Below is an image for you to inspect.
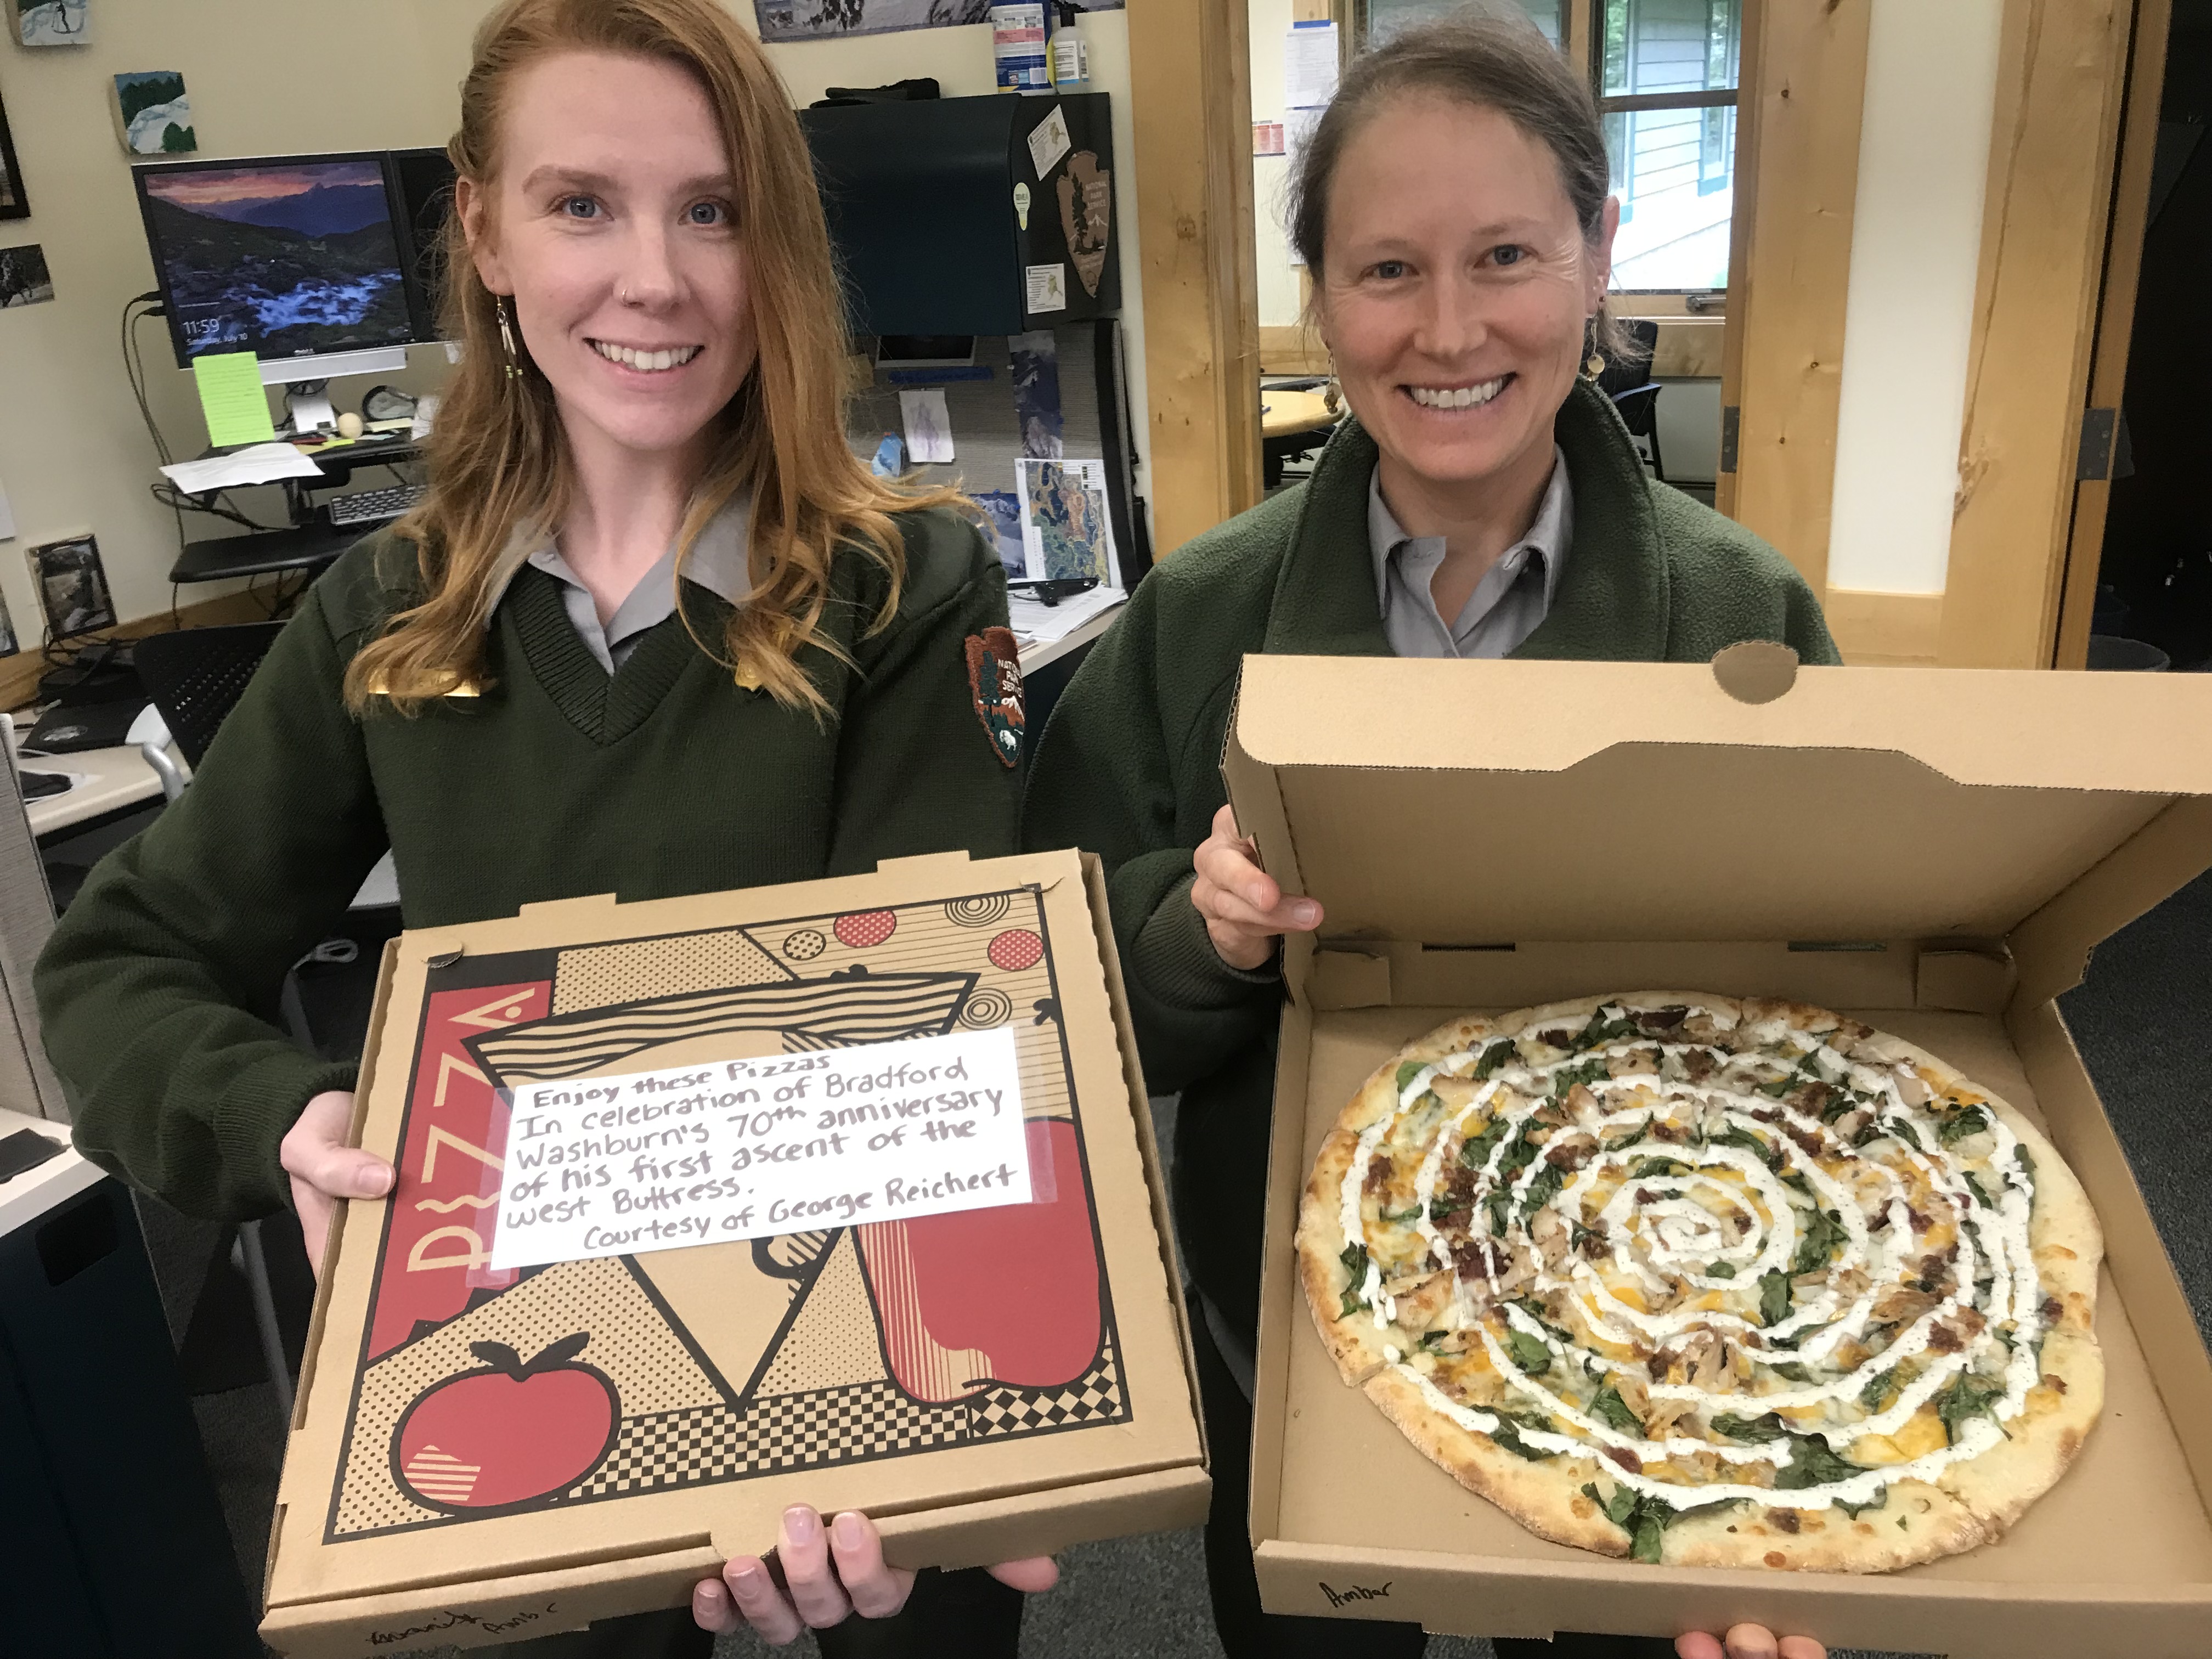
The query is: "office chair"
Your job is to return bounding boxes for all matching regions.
[1596,318,1664,483]
[131,623,303,1423]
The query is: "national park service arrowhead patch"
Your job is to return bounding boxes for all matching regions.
[964,627,1026,769]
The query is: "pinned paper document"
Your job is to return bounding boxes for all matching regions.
[159,442,322,493]
[899,387,955,465]
[191,352,277,447]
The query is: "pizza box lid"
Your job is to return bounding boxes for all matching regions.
[259,849,1206,1658]
[1222,646,2212,1011]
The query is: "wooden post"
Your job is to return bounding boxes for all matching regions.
[2051,0,2170,670]
[1942,0,2136,668]
[1719,0,1872,590]
[1127,0,1263,556]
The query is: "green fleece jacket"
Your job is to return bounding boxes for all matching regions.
[1022,379,1839,1345]
[37,506,1020,1222]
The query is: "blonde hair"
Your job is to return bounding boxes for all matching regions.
[346,0,958,713]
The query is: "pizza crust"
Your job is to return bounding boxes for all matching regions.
[1294,991,2106,1576]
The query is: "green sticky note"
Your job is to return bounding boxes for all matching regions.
[191,352,277,447]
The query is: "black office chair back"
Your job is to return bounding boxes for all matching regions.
[132,623,287,769]
[1595,318,1660,398]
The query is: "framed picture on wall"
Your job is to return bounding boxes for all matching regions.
[0,86,28,222]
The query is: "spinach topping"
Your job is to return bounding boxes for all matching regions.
[1766,1322,1829,1352]
[1552,1056,1611,1094]
[1936,1103,1991,1147]
[1338,1242,1370,1317]
[1587,1383,1644,1436]
[1887,1118,1926,1154]
[2013,1144,2039,1204]
[1573,1008,1641,1051]
[1519,1162,1567,1221]
[1790,1207,1849,1276]
[1601,1118,1650,1153]
[1768,1361,1815,1383]
[1631,1155,1691,1181]
[1487,1408,1558,1462]
[1505,1329,1554,1375]
[1459,1114,1511,1171]
[1962,1170,1995,1210]
[1394,1059,1426,1093]
[1709,1410,1791,1443]
[1860,1368,1898,1412]
[1781,1170,1815,1198]
[1420,1329,1449,1350]
[1774,1432,1863,1491]
[1427,1195,1466,1223]
[1934,1372,2006,1446]
[1706,1261,1737,1280]
[1381,1205,1424,1224]
[1836,1489,1888,1519]
[1578,1482,1725,1565]
[1510,1296,1575,1345]
[1759,1268,1794,1328]
[1709,1122,1784,1171]
[1757,1073,1799,1098]
[1474,1039,1518,1079]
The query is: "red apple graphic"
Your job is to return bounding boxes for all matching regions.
[392,1333,619,1512]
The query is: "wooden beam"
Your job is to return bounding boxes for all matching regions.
[1822,588,1945,667]
[1,585,279,714]
[1128,0,1263,556]
[1719,0,1871,590]
[1941,0,2135,668]
[2051,0,2171,670]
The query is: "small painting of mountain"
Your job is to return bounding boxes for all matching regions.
[114,71,195,156]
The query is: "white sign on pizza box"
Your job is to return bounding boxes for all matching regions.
[1227,647,2212,1659]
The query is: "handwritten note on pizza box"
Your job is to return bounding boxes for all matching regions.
[489,1029,1034,1267]
[262,854,1206,1659]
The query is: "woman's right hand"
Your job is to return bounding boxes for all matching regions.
[1191,803,1324,970]
[279,1089,394,1279]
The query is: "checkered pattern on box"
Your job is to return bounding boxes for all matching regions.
[969,1341,1127,1436]
[568,1381,969,1498]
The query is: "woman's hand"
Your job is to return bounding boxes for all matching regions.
[1190,803,1324,971]
[1677,1626,1824,1659]
[279,1089,394,1278]
[692,1507,1057,1644]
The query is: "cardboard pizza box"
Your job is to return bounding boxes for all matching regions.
[259,849,1207,1657]
[1228,646,2212,1658]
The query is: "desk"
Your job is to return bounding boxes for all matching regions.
[1261,387,1336,438]
[170,435,420,586]
[21,743,167,842]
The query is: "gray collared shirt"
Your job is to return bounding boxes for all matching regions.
[482,498,752,673]
[1367,448,1573,659]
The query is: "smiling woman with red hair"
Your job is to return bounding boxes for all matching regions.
[37,0,1051,1653]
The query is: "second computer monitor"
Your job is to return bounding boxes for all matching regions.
[134,151,424,370]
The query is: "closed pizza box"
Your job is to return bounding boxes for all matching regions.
[259,849,1206,1657]
[1227,646,2212,1658]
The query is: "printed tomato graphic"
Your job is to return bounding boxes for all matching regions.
[987,928,1042,972]
[392,1333,619,1512]
[835,909,898,949]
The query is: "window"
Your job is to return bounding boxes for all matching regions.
[1354,0,1743,293]
[1594,0,1740,289]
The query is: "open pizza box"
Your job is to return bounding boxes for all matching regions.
[1228,646,2212,1658]
[258,848,1206,1657]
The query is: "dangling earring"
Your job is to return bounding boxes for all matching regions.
[1586,351,1605,379]
[496,295,522,379]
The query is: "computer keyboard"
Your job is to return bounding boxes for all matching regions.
[328,482,427,528]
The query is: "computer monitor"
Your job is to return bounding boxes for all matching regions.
[389,146,459,334]
[133,150,427,430]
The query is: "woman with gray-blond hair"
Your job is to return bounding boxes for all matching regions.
[1026,12,1834,1659]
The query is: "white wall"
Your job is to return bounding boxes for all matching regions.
[0,2,1148,631]
[1823,0,2003,594]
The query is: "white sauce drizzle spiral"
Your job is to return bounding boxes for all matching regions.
[1334,1003,2049,1513]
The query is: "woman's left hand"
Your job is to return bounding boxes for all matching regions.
[692,1506,1058,1644]
[1676,1627,1824,1659]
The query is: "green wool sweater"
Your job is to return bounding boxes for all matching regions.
[37,505,1020,1222]
[1022,379,1839,1345]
